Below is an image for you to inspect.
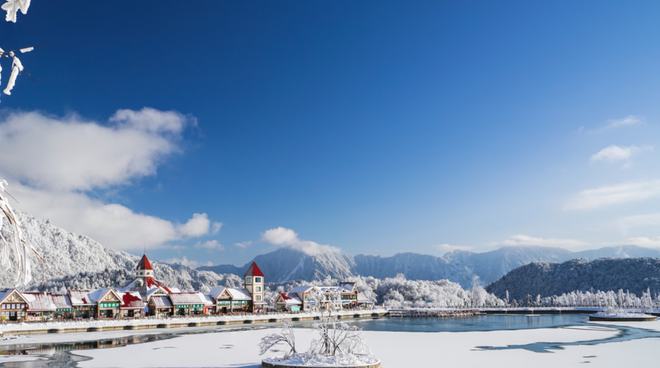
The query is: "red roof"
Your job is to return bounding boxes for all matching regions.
[136,254,153,270]
[121,292,142,308]
[244,261,264,277]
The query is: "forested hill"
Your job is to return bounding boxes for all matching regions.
[486,258,660,301]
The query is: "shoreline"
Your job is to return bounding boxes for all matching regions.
[1,307,658,337]
[0,309,387,337]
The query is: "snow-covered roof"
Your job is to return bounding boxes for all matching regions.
[289,286,315,295]
[339,282,356,292]
[145,285,168,299]
[226,288,252,301]
[50,294,72,309]
[0,288,24,304]
[208,287,252,301]
[169,292,208,305]
[22,292,56,312]
[68,291,93,306]
[87,288,120,304]
[207,286,224,300]
[151,296,172,308]
[119,291,144,309]
[278,292,302,305]
[119,279,140,292]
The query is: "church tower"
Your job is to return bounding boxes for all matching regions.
[244,261,265,312]
[136,254,155,286]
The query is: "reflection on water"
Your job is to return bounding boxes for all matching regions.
[0,332,184,367]
[354,313,589,332]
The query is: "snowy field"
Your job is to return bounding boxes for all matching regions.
[0,319,657,367]
[67,321,658,367]
[65,326,658,368]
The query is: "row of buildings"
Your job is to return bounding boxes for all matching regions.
[0,255,373,322]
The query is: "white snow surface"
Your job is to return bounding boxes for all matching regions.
[67,324,641,368]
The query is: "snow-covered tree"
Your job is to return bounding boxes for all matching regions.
[259,323,297,358]
[0,1,36,287]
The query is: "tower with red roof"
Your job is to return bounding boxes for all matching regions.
[244,261,265,312]
[136,254,155,284]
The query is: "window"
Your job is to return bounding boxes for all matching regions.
[256,295,262,301]
[256,286,261,292]
[245,276,251,284]
[255,277,262,283]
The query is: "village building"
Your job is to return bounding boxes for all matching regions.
[339,281,359,309]
[275,292,303,312]
[68,290,95,319]
[0,253,377,324]
[276,282,375,312]
[169,292,211,316]
[123,254,173,298]
[0,288,28,321]
[118,291,145,318]
[243,261,266,313]
[207,286,252,314]
[88,288,122,319]
[50,293,73,319]
[22,291,56,321]
[148,295,173,318]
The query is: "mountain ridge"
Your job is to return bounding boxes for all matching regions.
[486,257,660,300]
[200,245,660,287]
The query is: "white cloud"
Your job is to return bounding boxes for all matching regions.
[0,110,190,191]
[261,226,339,255]
[0,109,220,251]
[591,145,632,162]
[433,243,472,254]
[590,145,652,164]
[162,256,211,268]
[500,234,588,249]
[110,107,189,134]
[177,213,222,238]
[565,180,660,211]
[194,239,224,251]
[606,115,642,129]
[234,241,253,249]
[624,236,660,249]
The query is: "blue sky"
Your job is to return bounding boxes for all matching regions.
[1,0,660,266]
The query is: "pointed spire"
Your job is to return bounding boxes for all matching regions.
[244,261,264,277]
[136,254,153,270]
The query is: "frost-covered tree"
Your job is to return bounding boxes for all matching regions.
[0,1,36,287]
[1,0,33,95]
[259,323,297,358]
[0,180,40,285]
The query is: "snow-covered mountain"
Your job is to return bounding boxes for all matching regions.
[486,258,660,300]
[0,213,236,291]
[203,245,660,287]
[0,214,136,287]
[201,247,354,283]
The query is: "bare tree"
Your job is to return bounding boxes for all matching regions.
[259,323,297,358]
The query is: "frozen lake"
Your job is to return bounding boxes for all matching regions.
[0,314,658,367]
[357,313,589,332]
